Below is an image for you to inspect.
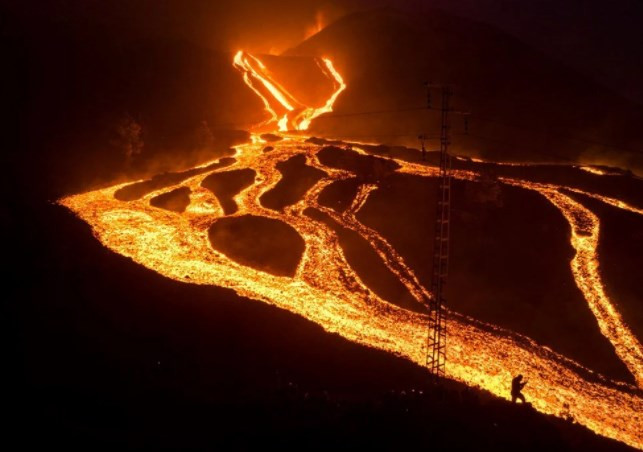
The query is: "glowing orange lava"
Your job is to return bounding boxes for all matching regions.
[58,53,643,449]
[233,51,345,132]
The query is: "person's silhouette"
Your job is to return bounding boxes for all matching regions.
[511,374,527,403]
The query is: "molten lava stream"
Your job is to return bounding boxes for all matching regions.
[233,51,346,132]
[540,186,643,385]
[304,154,431,305]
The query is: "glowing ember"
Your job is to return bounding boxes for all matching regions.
[58,53,643,449]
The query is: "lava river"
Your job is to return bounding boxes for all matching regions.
[60,52,642,448]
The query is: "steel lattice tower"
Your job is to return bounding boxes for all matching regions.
[426,85,452,379]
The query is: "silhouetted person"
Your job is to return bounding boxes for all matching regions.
[511,374,527,403]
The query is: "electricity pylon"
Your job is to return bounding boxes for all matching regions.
[425,84,452,380]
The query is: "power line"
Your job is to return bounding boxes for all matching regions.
[325,133,440,140]
[315,106,428,118]
[315,104,643,156]
[467,114,643,156]
[453,132,566,159]
[452,132,618,165]
[207,102,642,157]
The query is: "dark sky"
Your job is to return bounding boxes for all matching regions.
[3,0,642,105]
[4,0,641,103]
[394,0,643,104]
[1,0,355,53]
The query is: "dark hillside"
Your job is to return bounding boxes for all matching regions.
[287,9,643,173]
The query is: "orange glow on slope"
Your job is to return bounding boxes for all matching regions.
[577,166,625,176]
[57,54,643,449]
[579,166,609,176]
[566,188,643,216]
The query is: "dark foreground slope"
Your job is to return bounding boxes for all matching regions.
[6,200,634,451]
[287,9,643,174]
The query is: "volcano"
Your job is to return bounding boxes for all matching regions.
[286,8,643,174]
[57,43,643,445]
[9,3,643,451]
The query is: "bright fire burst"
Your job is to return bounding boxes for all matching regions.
[60,53,643,449]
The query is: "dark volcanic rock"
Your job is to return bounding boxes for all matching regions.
[307,137,436,166]
[453,161,643,210]
[201,169,256,215]
[305,136,343,146]
[260,133,283,142]
[115,157,236,201]
[317,177,362,213]
[316,147,399,182]
[208,215,304,277]
[260,154,326,211]
[356,172,633,382]
[289,9,643,173]
[304,207,417,311]
[149,187,191,213]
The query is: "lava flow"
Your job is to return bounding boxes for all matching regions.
[233,51,345,131]
[60,53,643,449]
